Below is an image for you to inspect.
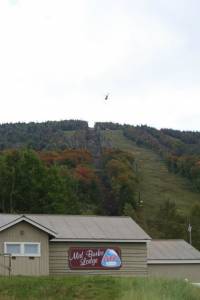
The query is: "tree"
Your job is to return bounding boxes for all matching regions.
[0,149,81,214]
[190,204,200,250]
[101,150,138,215]
[154,200,186,239]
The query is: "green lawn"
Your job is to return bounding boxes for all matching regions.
[0,276,199,300]
[101,130,200,219]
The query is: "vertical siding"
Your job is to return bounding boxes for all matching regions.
[0,255,10,276]
[0,221,49,276]
[49,242,147,276]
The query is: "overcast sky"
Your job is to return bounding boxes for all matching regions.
[0,0,200,130]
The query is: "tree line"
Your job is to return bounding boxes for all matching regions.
[0,148,138,217]
[0,120,88,150]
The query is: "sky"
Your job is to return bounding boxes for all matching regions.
[0,0,200,130]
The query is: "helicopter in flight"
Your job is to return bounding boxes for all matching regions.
[105,93,110,101]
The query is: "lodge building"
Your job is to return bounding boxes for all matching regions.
[0,214,200,281]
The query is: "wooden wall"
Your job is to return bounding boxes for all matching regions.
[0,222,49,276]
[148,263,200,281]
[49,242,147,276]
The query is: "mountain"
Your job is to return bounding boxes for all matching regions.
[0,120,200,248]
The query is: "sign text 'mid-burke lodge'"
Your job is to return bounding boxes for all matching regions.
[68,247,122,269]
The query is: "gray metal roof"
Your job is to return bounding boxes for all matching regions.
[0,214,151,242]
[148,240,200,261]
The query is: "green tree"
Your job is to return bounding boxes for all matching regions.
[155,200,186,239]
[0,149,81,214]
[190,204,200,250]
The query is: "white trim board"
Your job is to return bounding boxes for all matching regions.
[148,260,200,264]
[0,216,57,237]
[50,239,150,242]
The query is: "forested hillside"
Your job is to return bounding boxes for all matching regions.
[0,120,88,150]
[0,120,200,249]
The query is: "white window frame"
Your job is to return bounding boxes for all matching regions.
[4,242,41,257]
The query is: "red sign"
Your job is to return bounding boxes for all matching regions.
[68,247,122,269]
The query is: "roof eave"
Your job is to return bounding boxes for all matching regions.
[148,259,200,264]
[50,238,151,242]
[0,216,57,237]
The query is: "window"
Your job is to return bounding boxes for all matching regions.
[24,243,40,255]
[6,243,21,255]
[4,242,40,257]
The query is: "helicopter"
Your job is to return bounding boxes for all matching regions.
[105,93,109,101]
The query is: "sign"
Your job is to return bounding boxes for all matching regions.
[68,247,122,269]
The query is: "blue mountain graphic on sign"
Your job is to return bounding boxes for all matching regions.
[101,249,121,268]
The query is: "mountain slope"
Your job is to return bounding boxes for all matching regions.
[101,130,200,218]
[0,120,200,219]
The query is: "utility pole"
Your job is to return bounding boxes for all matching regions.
[188,219,192,245]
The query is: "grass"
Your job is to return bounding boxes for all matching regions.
[101,130,200,219]
[63,130,76,138]
[0,276,199,300]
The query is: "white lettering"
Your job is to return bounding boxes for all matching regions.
[86,249,104,258]
[69,251,83,261]
[80,257,98,266]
